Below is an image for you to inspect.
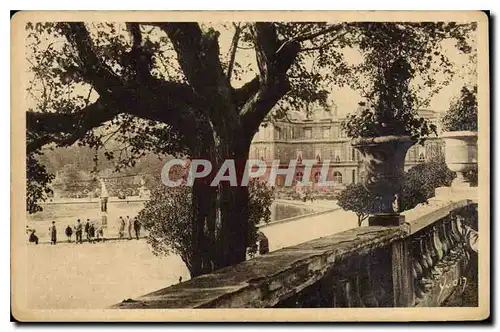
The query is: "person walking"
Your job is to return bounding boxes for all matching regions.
[126,216,132,240]
[85,219,90,242]
[118,216,125,238]
[133,218,141,240]
[65,225,73,243]
[75,219,83,244]
[49,221,57,245]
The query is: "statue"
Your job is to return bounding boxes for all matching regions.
[138,177,149,199]
[99,178,109,213]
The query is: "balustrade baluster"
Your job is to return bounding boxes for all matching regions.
[417,235,431,279]
[410,238,424,303]
[423,232,441,279]
[359,255,379,307]
[438,221,449,256]
[441,219,460,267]
[335,278,359,308]
[450,215,464,246]
[413,236,433,300]
[444,218,457,250]
[347,278,365,308]
[432,225,444,262]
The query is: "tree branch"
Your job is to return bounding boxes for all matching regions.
[153,23,240,138]
[60,22,123,95]
[297,30,350,53]
[239,23,301,135]
[27,98,117,153]
[226,23,242,82]
[292,24,345,43]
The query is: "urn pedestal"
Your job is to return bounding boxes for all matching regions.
[433,131,478,201]
[441,131,478,187]
[352,136,415,227]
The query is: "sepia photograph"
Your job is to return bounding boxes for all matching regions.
[10,10,489,322]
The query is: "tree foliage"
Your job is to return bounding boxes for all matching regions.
[399,157,456,211]
[26,152,54,213]
[340,22,476,143]
[138,180,274,277]
[338,157,456,222]
[336,183,382,226]
[441,85,478,132]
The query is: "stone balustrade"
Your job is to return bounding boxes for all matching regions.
[112,195,477,309]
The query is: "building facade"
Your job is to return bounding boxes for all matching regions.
[249,108,444,191]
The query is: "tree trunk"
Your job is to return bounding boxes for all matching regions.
[187,128,253,276]
[212,135,252,270]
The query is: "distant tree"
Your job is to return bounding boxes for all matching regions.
[138,179,274,277]
[26,153,54,213]
[336,183,382,226]
[399,157,456,211]
[338,157,456,224]
[464,169,478,187]
[52,163,91,193]
[442,85,478,132]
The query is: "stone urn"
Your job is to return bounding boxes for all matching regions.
[441,131,478,187]
[352,136,415,225]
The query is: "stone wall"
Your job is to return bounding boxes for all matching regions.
[113,199,476,309]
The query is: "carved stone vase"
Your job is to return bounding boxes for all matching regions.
[440,131,478,187]
[352,135,415,226]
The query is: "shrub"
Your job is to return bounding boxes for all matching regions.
[441,85,478,132]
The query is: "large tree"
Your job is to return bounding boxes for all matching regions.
[26,21,475,276]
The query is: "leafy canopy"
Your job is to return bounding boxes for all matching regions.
[441,85,478,132]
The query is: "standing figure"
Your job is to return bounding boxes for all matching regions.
[118,216,125,238]
[65,225,73,243]
[99,178,109,213]
[89,223,95,244]
[126,216,132,240]
[75,219,83,244]
[257,230,269,255]
[95,221,101,242]
[133,218,141,240]
[49,221,57,245]
[85,219,91,242]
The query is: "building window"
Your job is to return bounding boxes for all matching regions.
[419,152,425,161]
[295,172,303,182]
[332,126,339,138]
[304,127,312,139]
[333,171,342,184]
[314,172,321,183]
[352,149,356,161]
[335,155,341,163]
[322,126,331,138]
[352,170,356,183]
[275,127,281,140]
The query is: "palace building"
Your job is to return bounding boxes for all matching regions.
[249,107,445,191]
